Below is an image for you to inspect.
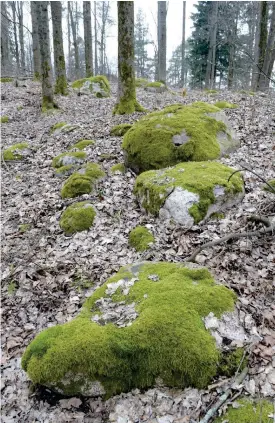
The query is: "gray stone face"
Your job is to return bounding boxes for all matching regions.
[58,155,84,167]
[172,130,190,146]
[159,187,199,226]
[208,111,240,155]
[144,86,167,93]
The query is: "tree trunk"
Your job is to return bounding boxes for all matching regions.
[157,1,167,83]
[17,2,25,72]
[113,1,144,114]
[181,1,186,86]
[227,6,239,89]
[69,2,80,79]
[254,1,268,91]
[205,1,218,89]
[30,1,41,79]
[258,2,275,90]
[11,2,20,72]
[35,1,56,111]
[67,2,72,80]
[51,1,67,94]
[1,2,10,75]
[83,1,93,77]
[94,1,98,75]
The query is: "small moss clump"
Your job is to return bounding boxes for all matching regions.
[146,81,166,88]
[263,179,275,194]
[217,348,247,377]
[55,165,77,176]
[215,101,238,109]
[214,398,273,423]
[1,116,9,123]
[70,140,95,150]
[19,223,31,233]
[52,152,86,169]
[129,226,155,251]
[71,75,110,97]
[135,78,148,87]
[111,163,126,174]
[60,202,96,235]
[22,262,236,397]
[3,143,29,160]
[110,123,132,136]
[1,77,13,83]
[61,163,105,199]
[50,122,66,134]
[204,89,218,94]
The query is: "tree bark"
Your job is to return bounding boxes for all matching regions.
[227,5,239,89]
[157,1,167,83]
[1,2,10,75]
[11,2,20,72]
[205,1,218,89]
[68,2,80,79]
[17,2,25,72]
[30,1,41,79]
[51,1,67,94]
[181,1,186,86]
[113,1,144,115]
[258,2,275,90]
[83,1,93,77]
[255,1,268,91]
[94,1,98,75]
[35,1,56,111]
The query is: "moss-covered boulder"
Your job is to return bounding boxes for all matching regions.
[3,143,30,160]
[134,161,244,226]
[110,123,132,136]
[215,101,238,109]
[144,81,167,93]
[61,163,105,199]
[214,398,273,423]
[71,75,110,98]
[122,102,239,173]
[70,140,95,150]
[135,77,148,88]
[52,152,86,168]
[22,261,237,397]
[129,226,155,251]
[60,202,96,235]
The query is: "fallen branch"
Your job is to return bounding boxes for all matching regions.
[228,163,275,194]
[185,225,274,263]
[248,215,271,227]
[198,367,248,423]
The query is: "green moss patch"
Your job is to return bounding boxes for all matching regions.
[19,223,31,233]
[135,78,148,87]
[55,165,78,177]
[122,102,236,173]
[52,152,86,169]
[134,161,244,222]
[3,143,29,160]
[110,123,132,136]
[263,179,275,194]
[1,116,9,123]
[214,398,273,423]
[1,77,13,82]
[70,140,95,150]
[129,226,155,251]
[204,89,218,94]
[61,163,105,199]
[71,75,110,97]
[215,101,238,109]
[60,201,96,235]
[50,122,66,133]
[110,163,126,174]
[22,261,236,397]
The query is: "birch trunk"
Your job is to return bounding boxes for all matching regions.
[258,2,275,90]
[205,1,218,89]
[30,1,41,79]
[18,2,25,72]
[83,1,93,77]
[51,1,67,94]
[113,1,144,114]
[157,1,167,83]
[181,2,186,86]
[35,1,56,111]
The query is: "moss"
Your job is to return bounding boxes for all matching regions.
[55,165,77,176]
[122,102,232,173]
[145,81,166,88]
[204,89,218,94]
[210,212,225,220]
[1,116,9,123]
[70,140,95,150]
[8,281,17,295]
[3,143,29,160]
[129,226,155,251]
[214,398,273,423]
[50,122,66,134]
[239,90,255,96]
[215,101,238,109]
[19,223,31,233]
[42,96,58,113]
[99,153,117,161]
[71,75,110,97]
[17,106,23,111]
[110,124,132,136]
[1,77,13,82]
[217,348,247,377]
[263,179,275,193]
[61,163,105,199]
[22,262,236,398]
[134,161,243,221]
[111,163,126,174]
[54,75,68,96]
[135,78,148,87]
[60,201,96,235]
[52,152,86,169]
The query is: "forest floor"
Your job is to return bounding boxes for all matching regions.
[1,81,275,423]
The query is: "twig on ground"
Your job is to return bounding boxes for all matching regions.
[228,163,275,194]
[198,367,248,423]
[248,215,271,227]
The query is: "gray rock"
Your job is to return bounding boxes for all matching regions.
[159,188,200,227]
[207,111,240,155]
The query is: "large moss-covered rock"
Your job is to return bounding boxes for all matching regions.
[144,81,167,93]
[3,143,30,160]
[214,398,273,423]
[122,102,239,173]
[22,262,237,397]
[61,163,105,199]
[134,161,244,226]
[71,75,110,98]
[110,123,132,136]
[129,226,155,251]
[60,202,96,235]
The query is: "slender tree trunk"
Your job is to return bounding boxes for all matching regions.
[113,1,144,114]
[157,1,167,83]
[254,1,268,90]
[227,7,239,89]
[1,2,10,75]
[67,2,72,80]
[251,2,261,89]
[205,1,218,89]
[181,1,186,86]
[17,2,25,72]
[69,2,80,79]
[83,1,93,77]
[94,1,98,75]
[11,2,20,72]
[35,1,56,111]
[258,2,275,90]
[51,1,67,94]
[30,1,41,79]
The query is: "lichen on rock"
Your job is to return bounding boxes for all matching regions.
[22,261,237,398]
[129,226,155,251]
[110,123,132,136]
[134,161,244,225]
[71,75,110,98]
[52,152,86,168]
[60,201,96,235]
[61,163,105,199]
[122,102,239,173]
[3,143,30,160]
[213,398,273,423]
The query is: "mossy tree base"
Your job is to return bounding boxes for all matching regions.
[42,96,59,113]
[113,100,146,115]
